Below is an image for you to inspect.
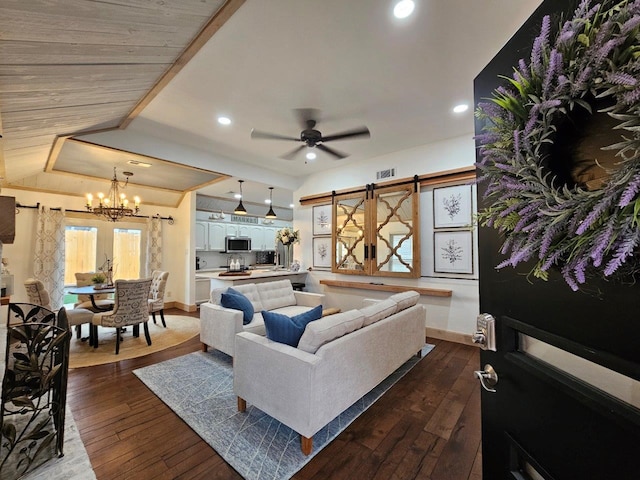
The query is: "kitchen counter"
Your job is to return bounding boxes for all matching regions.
[197,269,307,289]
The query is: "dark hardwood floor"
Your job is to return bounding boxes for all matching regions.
[67,308,482,480]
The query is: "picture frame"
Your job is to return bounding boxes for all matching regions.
[312,204,333,236]
[434,230,473,274]
[313,237,332,268]
[433,184,473,228]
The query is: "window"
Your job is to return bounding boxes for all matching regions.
[64,217,147,286]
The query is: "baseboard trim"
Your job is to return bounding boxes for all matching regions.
[426,327,477,346]
[166,301,197,313]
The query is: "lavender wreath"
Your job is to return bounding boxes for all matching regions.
[476,0,640,290]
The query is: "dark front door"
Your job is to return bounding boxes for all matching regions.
[475,1,640,478]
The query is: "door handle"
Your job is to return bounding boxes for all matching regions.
[474,364,498,393]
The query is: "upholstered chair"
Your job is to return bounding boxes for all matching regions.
[74,272,115,312]
[148,270,169,328]
[91,278,153,354]
[24,278,94,338]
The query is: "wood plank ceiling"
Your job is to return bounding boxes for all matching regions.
[0,0,244,204]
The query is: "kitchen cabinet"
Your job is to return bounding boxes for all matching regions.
[226,224,251,238]
[195,277,210,304]
[195,221,208,250]
[208,223,226,250]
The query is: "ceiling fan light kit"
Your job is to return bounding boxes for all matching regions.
[234,179,247,215]
[250,109,370,161]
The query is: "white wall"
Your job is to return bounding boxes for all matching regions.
[293,134,480,339]
[1,187,194,308]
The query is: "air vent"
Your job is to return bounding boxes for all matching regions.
[376,168,396,180]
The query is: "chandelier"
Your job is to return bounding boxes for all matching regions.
[86,167,140,222]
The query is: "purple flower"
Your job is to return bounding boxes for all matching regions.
[575,197,613,235]
[604,230,640,276]
[618,173,640,207]
[607,72,638,87]
[571,66,593,95]
[542,50,563,96]
[621,15,640,34]
[621,87,640,105]
[531,16,551,75]
[590,219,616,267]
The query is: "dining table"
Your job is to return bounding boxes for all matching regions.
[68,285,116,311]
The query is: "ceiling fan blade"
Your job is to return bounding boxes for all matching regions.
[293,108,321,129]
[281,145,306,160]
[321,126,370,143]
[317,143,348,159]
[251,129,299,142]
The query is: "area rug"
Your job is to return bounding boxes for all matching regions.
[133,344,434,480]
[69,315,199,368]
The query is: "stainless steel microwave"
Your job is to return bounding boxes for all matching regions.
[225,236,251,252]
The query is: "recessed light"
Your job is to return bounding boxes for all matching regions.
[234,193,242,199]
[265,199,272,204]
[453,104,469,113]
[289,203,295,209]
[306,152,317,160]
[217,116,232,125]
[393,0,415,19]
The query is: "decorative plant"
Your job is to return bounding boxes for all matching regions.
[276,227,300,246]
[475,0,640,290]
[91,273,106,285]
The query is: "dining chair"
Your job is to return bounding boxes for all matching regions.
[148,270,169,328]
[24,278,93,338]
[74,272,115,312]
[91,278,153,354]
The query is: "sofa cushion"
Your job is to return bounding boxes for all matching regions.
[257,280,297,311]
[263,304,323,347]
[359,298,397,326]
[243,312,266,335]
[389,291,420,312]
[229,285,264,312]
[221,291,254,325]
[297,310,365,354]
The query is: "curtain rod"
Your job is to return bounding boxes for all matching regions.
[16,203,175,224]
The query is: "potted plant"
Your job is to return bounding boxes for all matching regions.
[91,273,106,286]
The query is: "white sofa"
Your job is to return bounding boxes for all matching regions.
[233,291,425,455]
[199,279,325,357]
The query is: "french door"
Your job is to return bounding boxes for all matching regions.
[64,216,147,285]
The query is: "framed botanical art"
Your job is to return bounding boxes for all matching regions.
[312,204,333,236]
[433,184,473,228]
[434,230,473,274]
[313,237,332,268]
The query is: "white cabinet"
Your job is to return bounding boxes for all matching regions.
[195,222,208,250]
[195,278,210,304]
[248,225,264,250]
[261,226,279,251]
[208,223,226,250]
[196,221,226,250]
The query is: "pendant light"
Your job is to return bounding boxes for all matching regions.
[265,187,277,219]
[234,180,247,215]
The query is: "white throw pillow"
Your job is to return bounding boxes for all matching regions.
[359,299,397,326]
[297,310,365,354]
[389,291,420,312]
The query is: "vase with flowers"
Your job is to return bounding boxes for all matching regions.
[276,227,300,270]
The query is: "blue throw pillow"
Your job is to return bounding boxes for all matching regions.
[221,291,254,325]
[263,304,323,347]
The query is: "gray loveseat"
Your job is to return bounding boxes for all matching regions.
[233,291,425,455]
[199,279,325,357]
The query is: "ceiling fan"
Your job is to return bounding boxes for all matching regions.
[250,108,370,160]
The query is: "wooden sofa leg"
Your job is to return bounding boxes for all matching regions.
[202,343,208,352]
[238,397,246,412]
[301,436,313,456]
